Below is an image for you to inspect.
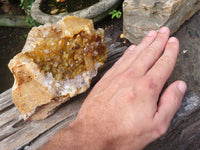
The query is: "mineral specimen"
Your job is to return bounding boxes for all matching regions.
[123,0,200,44]
[8,16,107,120]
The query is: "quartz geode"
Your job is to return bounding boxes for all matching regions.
[8,16,107,120]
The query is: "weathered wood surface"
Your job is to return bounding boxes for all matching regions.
[145,10,200,150]
[0,39,127,150]
[1,9,200,150]
[0,15,29,27]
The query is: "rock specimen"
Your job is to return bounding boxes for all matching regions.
[123,0,200,44]
[8,16,107,121]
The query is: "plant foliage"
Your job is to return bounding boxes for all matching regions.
[19,0,40,27]
[109,9,122,19]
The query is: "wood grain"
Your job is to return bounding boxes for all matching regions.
[0,39,127,150]
[1,10,200,150]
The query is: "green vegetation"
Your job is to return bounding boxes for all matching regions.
[109,9,122,19]
[19,0,40,27]
[19,34,28,41]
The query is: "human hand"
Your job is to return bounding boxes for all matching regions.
[43,27,187,150]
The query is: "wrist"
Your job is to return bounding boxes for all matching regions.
[42,117,108,150]
[71,118,147,150]
[68,118,108,150]
[70,117,132,150]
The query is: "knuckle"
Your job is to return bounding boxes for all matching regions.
[160,55,174,65]
[118,66,139,85]
[143,77,158,90]
[155,34,168,45]
[142,35,153,42]
[122,67,136,79]
[142,31,156,42]
[124,50,137,60]
[147,35,166,53]
[126,89,137,102]
[117,73,129,85]
[141,77,158,97]
[157,34,166,42]
[134,77,156,99]
[147,46,159,55]
[154,122,168,137]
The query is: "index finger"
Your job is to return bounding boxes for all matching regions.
[146,37,179,92]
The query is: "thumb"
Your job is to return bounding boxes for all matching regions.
[154,81,187,133]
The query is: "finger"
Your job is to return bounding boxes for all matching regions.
[105,30,157,78]
[116,30,157,69]
[132,27,170,76]
[146,37,179,92]
[101,45,136,81]
[153,81,187,135]
[133,30,158,54]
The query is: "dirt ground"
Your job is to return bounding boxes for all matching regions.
[0,27,31,93]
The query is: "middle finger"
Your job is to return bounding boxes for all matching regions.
[131,27,170,76]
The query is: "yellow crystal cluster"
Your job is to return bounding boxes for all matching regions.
[25,20,107,81]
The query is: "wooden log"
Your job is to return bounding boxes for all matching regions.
[0,38,127,150]
[145,93,200,150]
[0,15,29,27]
[145,9,200,150]
[1,10,200,149]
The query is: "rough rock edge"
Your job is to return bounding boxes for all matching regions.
[123,0,200,44]
[31,0,121,24]
[8,16,106,121]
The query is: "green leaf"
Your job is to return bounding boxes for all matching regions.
[109,9,117,15]
[113,10,117,13]
[109,11,114,15]
[116,11,122,18]
[111,14,116,19]
[109,9,122,19]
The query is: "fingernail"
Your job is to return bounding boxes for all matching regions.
[147,30,156,36]
[128,45,136,51]
[178,81,187,94]
[168,37,177,43]
[159,26,168,33]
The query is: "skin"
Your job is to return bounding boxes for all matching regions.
[42,27,187,150]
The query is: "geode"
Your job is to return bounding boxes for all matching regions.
[8,16,107,120]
